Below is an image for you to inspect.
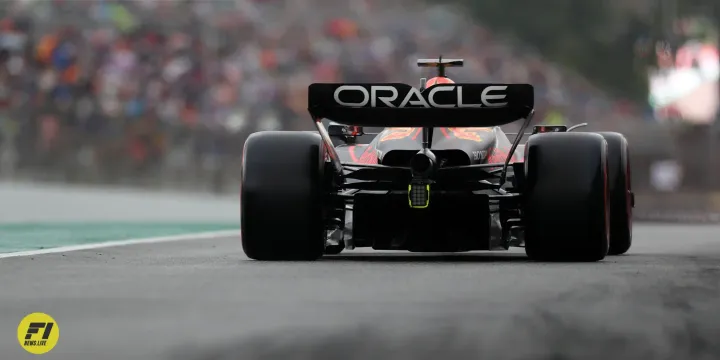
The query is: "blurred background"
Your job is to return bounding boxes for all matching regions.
[0,0,718,220]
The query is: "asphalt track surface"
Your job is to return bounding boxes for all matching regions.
[1,224,720,360]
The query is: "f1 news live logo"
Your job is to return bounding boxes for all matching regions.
[17,312,59,355]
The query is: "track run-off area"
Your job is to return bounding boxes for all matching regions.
[1,224,720,360]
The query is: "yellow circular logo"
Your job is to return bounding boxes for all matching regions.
[17,313,59,355]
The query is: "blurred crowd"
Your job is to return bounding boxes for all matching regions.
[0,0,649,192]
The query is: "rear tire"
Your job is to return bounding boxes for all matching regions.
[524,133,610,262]
[597,132,632,255]
[241,131,327,260]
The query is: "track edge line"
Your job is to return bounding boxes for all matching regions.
[0,230,240,259]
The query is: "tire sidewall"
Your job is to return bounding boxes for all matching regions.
[524,133,610,261]
[597,132,632,255]
[241,131,327,260]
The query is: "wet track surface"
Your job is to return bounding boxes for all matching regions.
[1,224,720,360]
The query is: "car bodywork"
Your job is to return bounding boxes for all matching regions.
[329,125,527,251]
[308,58,576,253]
[335,126,523,167]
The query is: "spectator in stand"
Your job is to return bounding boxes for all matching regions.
[0,0,640,191]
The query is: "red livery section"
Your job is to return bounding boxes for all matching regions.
[487,147,519,164]
[346,145,379,164]
[357,147,379,164]
[335,125,519,166]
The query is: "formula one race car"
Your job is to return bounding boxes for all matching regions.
[241,57,634,262]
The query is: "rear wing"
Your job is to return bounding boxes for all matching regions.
[307,83,534,127]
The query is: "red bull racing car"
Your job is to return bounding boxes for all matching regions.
[241,58,634,262]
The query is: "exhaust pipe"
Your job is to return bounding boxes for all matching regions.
[410,149,437,177]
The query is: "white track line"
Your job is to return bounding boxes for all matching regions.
[0,230,240,259]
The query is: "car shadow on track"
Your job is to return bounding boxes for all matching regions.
[321,252,531,263]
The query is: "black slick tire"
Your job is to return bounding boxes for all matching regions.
[524,132,610,262]
[597,132,632,255]
[241,131,327,260]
